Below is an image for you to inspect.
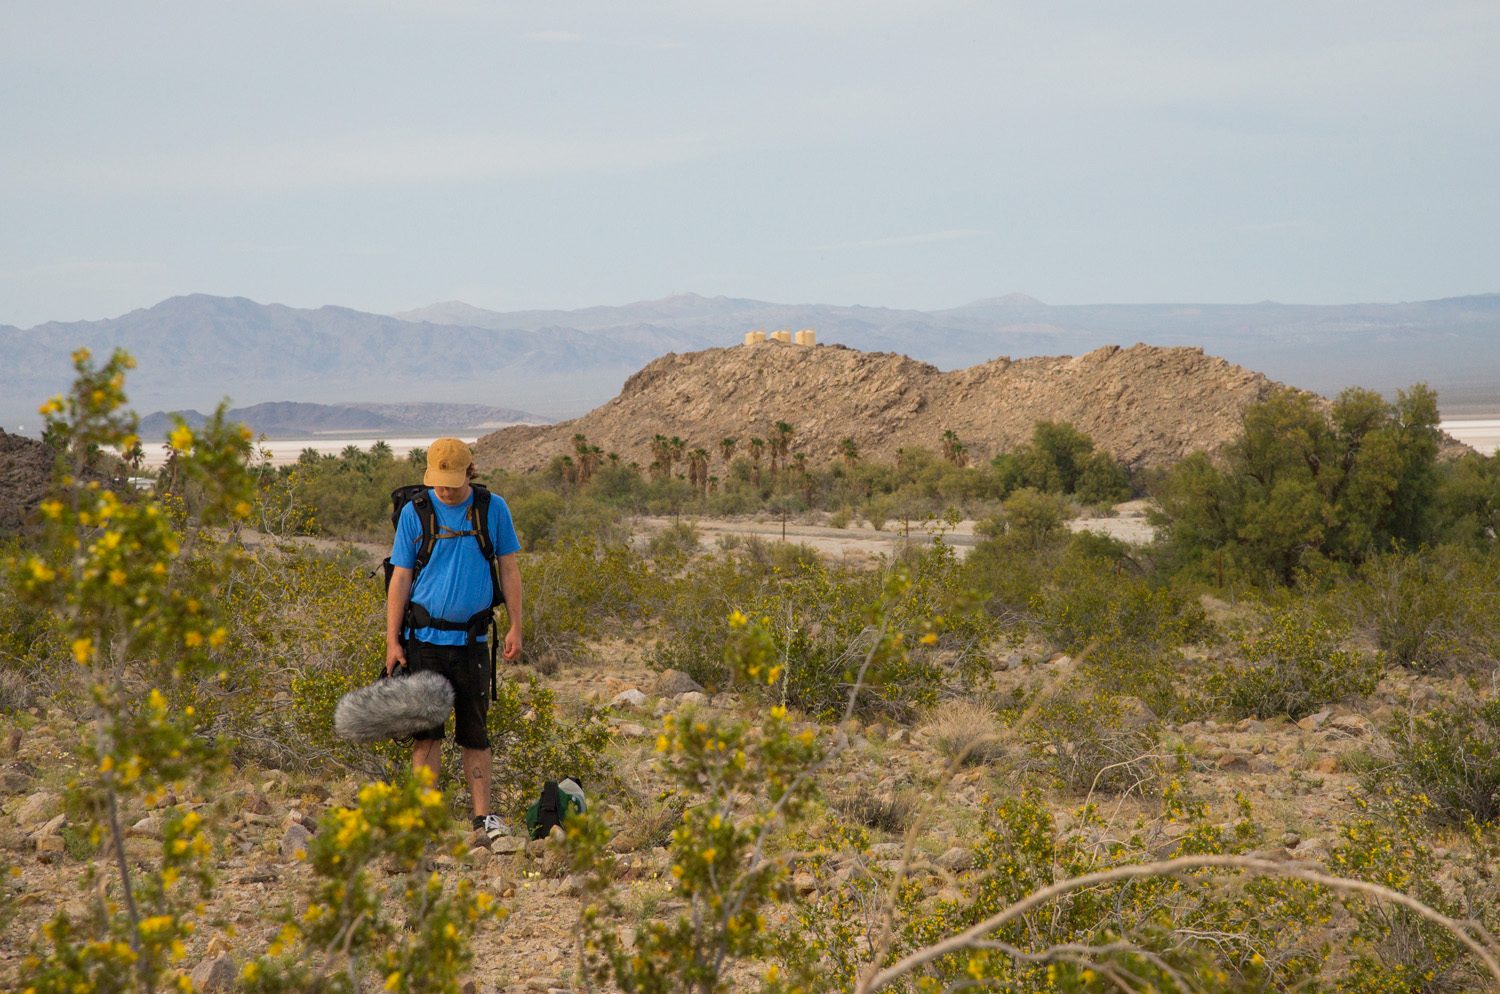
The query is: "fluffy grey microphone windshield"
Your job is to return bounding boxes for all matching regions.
[334,671,454,743]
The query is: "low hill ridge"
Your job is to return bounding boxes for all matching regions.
[473,342,1280,473]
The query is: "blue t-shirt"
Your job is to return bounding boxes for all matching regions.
[390,488,521,645]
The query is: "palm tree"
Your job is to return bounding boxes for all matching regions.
[688,448,711,493]
[719,436,738,465]
[941,429,967,467]
[573,433,602,484]
[771,421,794,473]
[791,452,812,503]
[649,434,672,481]
[748,437,766,485]
[840,437,859,468]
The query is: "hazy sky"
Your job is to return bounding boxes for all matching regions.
[3,1,1497,327]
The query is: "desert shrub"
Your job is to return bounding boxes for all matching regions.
[10,347,256,994]
[1332,790,1500,993]
[782,787,1330,993]
[962,529,1050,623]
[0,544,67,698]
[274,442,418,542]
[487,676,612,817]
[828,789,916,836]
[569,702,823,994]
[608,791,688,852]
[647,519,702,559]
[826,506,853,529]
[0,668,35,713]
[1379,697,1500,827]
[986,487,1073,552]
[240,770,499,994]
[991,421,1120,498]
[522,538,651,667]
[220,545,390,770]
[1018,682,1164,794]
[504,487,566,548]
[1074,450,1133,505]
[1207,603,1380,720]
[505,487,628,550]
[652,542,993,720]
[1033,552,1210,655]
[1432,449,1500,547]
[1349,546,1500,672]
[920,698,1006,766]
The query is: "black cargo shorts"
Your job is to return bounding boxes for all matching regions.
[405,638,491,750]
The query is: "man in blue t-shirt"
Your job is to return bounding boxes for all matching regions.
[386,437,522,842]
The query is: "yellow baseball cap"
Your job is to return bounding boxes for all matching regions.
[424,438,473,487]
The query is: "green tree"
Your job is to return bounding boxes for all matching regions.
[1153,386,1443,584]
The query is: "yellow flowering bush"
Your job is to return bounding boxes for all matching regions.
[240,769,500,994]
[9,347,255,994]
[570,613,826,994]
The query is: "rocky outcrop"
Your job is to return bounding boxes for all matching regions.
[0,430,54,534]
[474,342,1284,473]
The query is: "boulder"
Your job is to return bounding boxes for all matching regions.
[280,823,313,858]
[11,790,62,829]
[491,835,525,855]
[190,955,236,993]
[1296,710,1332,731]
[936,847,973,872]
[653,669,705,697]
[610,688,648,708]
[32,812,66,838]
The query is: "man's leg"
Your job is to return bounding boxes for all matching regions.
[412,738,442,786]
[461,747,493,817]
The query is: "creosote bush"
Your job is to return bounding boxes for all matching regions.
[1350,546,1500,673]
[240,768,500,994]
[10,347,255,994]
[651,541,992,721]
[570,674,823,993]
[1207,603,1380,720]
[1379,697,1500,827]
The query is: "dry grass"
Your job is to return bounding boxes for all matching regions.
[921,699,1007,766]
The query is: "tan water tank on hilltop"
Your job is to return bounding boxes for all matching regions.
[794,329,817,346]
[744,330,766,345]
[771,329,792,343]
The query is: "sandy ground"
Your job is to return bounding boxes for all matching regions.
[636,499,1155,562]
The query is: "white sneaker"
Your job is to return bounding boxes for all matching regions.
[472,814,509,842]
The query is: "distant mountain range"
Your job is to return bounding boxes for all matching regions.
[138,401,548,439]
[5,291,1498,429]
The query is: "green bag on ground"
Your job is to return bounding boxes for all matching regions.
[525,777,586,839]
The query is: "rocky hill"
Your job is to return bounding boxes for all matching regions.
[0,430,55,534]
[473,341,1282,473]
[10,291,1498,429]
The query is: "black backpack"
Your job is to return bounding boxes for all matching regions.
[381,483,507,694]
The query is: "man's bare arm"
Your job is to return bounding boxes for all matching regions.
[386,565,413,673]
[499,553,523,661]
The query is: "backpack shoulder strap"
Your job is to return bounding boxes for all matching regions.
[469,484,496,560]
[410,489,439,576]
